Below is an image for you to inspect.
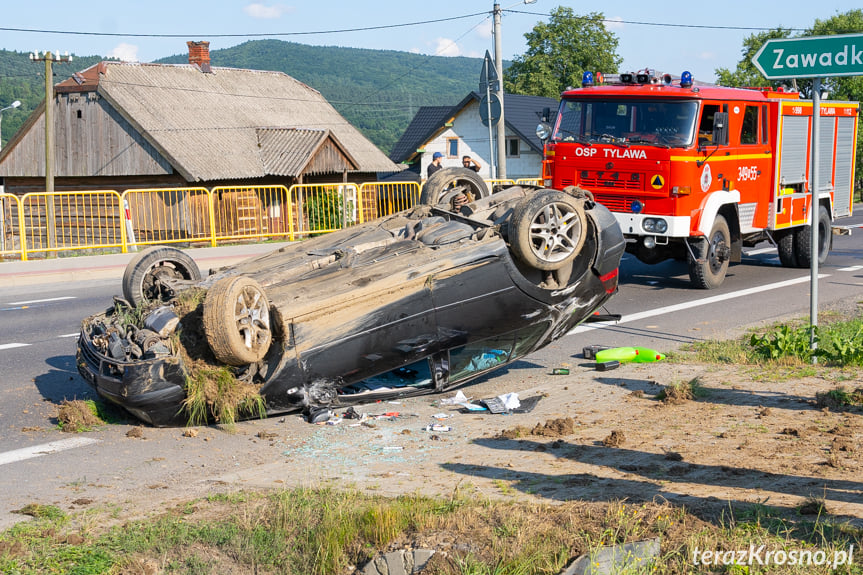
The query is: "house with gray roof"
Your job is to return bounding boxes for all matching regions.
[0,41,401,196]
[390,91,557,181]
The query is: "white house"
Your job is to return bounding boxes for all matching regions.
[390,92,558,181]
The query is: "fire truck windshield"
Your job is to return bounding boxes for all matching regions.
[553,99,698,148]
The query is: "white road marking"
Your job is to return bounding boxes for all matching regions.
[59,333,79,338]
[0,343,30,350]
[837,265,863,272]
[6,296,76,305]
[570,274,829,335]
[0,437,101,467]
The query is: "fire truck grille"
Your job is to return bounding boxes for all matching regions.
[579,172,644,191]
[593,194,638,212]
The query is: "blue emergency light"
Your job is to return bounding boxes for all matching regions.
[680,70,693,88]
[581,71,594,87]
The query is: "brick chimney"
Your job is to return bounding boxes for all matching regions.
[187,41,211,73]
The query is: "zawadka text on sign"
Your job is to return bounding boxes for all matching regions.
[753,33,863,79]
[770,43,863,72]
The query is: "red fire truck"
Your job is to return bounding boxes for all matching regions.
[539,69,859,288]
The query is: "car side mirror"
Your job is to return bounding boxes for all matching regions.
[712,112,729,145]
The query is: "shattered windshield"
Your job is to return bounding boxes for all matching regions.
[553,99,698,148]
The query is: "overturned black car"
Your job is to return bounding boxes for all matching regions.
[77,169,625,426]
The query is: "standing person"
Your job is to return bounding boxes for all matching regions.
[462,155,481,173]
[427,152,444,178]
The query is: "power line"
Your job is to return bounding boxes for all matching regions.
[0,12,489,40]
[504,9,810,32]
[0,10,822,42]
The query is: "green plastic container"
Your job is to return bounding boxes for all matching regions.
[594,347,665,364]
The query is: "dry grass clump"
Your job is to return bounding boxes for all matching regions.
[497,417,575,439]
[656,377,705,405]
[57,399,104,432]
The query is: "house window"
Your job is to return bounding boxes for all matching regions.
[447,138,459,158]
[506,137,520,157]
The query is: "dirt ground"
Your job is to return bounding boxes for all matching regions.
[199,356,863,527]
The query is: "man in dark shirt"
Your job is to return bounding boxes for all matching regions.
[462,155,481,173]
[427,151,444,178]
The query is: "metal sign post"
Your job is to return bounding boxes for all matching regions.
[810,78,821,361]
[479,51,501,178]
[752,33,863,362]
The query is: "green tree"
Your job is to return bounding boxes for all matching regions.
[715,28,792,88]
[807,10,863,196]
[504,7,621,98]
[715,10,863,198]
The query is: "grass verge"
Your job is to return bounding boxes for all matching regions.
[0,488,860,574]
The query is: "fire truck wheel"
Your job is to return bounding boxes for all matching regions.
[793,204,831,268]
[688,215,730,289]
[509,190,587,271]
[777,231,798,268]
[420,167,490,207]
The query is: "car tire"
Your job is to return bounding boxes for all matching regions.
[688,214,730,289]
[419,167,490,206]
[122,246,202,305]
[777,230,798,268]
[793,204,831,268]
[509,189,587,271]
[203,276,272,366]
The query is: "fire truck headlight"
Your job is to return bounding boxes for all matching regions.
[536,122,552,141]
[642,218,668,234]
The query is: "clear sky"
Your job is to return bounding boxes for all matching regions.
[0,1,860,83]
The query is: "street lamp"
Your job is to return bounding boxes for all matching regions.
[493,0,537,179]
[0,100,21,151]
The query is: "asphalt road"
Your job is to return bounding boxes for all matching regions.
[0,217,860,529]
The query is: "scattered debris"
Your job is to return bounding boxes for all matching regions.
[425,424,452,432]
[563,537,660,575]
[182,428,199,438]
[603,430,626,447]
[798,497,830,515]
[360,548,435,575]
[595,360,620,371]
[126,426,144,438]
[497,417,575,439]
[582,345,611,360]
[551,368,570,375]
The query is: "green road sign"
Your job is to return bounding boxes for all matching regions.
[752,33,863,79]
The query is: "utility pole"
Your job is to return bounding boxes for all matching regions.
[493,3,506,179]
[30,50,72,251]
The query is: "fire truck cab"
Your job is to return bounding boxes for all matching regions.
[541,69,859,288]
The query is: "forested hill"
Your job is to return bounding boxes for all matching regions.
[156,40,485,155]
[0,50,105,148]
[0,41,487,154]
